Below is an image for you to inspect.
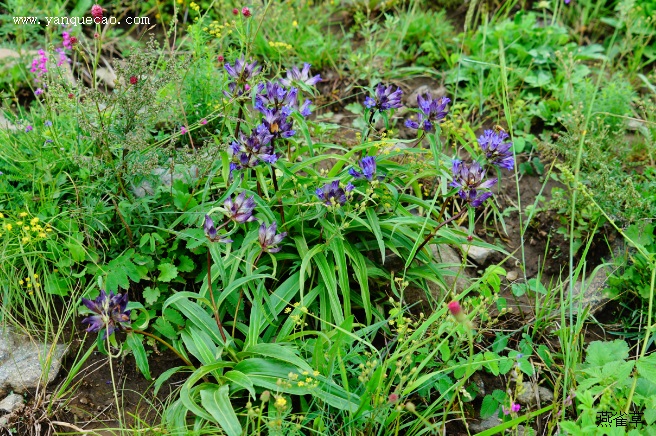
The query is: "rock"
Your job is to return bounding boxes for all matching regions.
[0,112,17,131]
[131,180,154,198]
[516,382,554,407]
[430,244,472,294]
[96,67,117,88]
[153,164,200,187]
[463,244,494,264]
[404,84,447,107]
[468,415,502,433]
[0,393,24,413]
[563,263,615,316]
[0,327,68,396]
[507,270,519,281]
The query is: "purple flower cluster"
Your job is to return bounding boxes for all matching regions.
[223,192,257,224]
[81,290,131,338]
[450,160,497,207]
[204,215,233,243]
[254,79,312,139]
[349,156,382,182]
[405,94,450,133]
[280,63,322,87]
[225,56,261,96]
[315,180,354,207]
[258,222,287,253]
[364,84,403,112]
[228,124,276,172]
[478,129,514,171]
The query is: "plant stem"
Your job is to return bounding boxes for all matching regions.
[207,247,228,342]
[408,206,467,265]
[106,335,124,434]
[270,165,285,226]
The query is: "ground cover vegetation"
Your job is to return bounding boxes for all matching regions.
[0,0,656,434]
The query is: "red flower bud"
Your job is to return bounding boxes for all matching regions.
[129,76,138,85]
[232,8,239,15]
[467,235,473,242]
[91,4,103,23]
[242,7,251,17]
[68,93,74,99]
[447,301,470,326]
[70,36,78,45]
[217,55,224,63]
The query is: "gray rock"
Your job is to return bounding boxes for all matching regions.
[507,270,519,281]
[0,393,24,413]
[516,382,554,407]
[468,415,502,433]
[153,164,200,187]
[0,328,68,396]
[463,244,494,264]
[430,244,472,295]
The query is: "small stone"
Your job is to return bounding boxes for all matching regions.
[79,396,90,405]
[469,415,502,433]
[463,244,494,264]
[0,393,24,413]
[507,270,518,281]
[516,382,554,406]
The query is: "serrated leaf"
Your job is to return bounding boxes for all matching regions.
[177,254,195,272]
[158,263,178,282]
[585,340,629,367]
[153,317,177,339]
[143,286,161,305]
[164,307,185,327]
[126,332,151,380]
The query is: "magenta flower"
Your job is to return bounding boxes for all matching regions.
[35,88,44,96]
[91,4,103,23]
[503,402,521,415]
[62,31,73,49]
[81,290,131,338]
[25,125,33,132]
[180,126,188,135]
[200,118,208,125]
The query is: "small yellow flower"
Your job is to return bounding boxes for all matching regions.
[22,236,30,243]
[38,232,46,238]
[274,396,287,410]
[45,228,52,232]
[25,277,30,282]
[4,224,11,231]
[292,20,298,27]
[19,280,24,285]
[33,274,38,278]
[30,217,39,225]
[16,221,23,226]
[284,307,291,313]
[53,269,58,273]
[0,212,4,218]
[26,283,32,288]
[19,212,28,217]
[23,226,30,231]
[35,283,40,288]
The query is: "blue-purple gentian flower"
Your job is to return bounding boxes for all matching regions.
[81,290,131,338]
[228,124,276,171]
[450,160,497,207]
[405,95,450,133]
[223,192,257,223]
[225,56,261,96]
[478,129,514,171]
[258,222,287,253]
[203,214,232,243]
[364,84,403,112]
[280,63,322,87]
[349,156,383,181]
[315,180,355,206]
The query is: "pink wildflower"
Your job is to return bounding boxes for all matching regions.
[35,88,44,96]
[180,126,188,135]
[91,4,103,23]
[62,32,72,49]
[242,7,251,17]
[200,118,208,125]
